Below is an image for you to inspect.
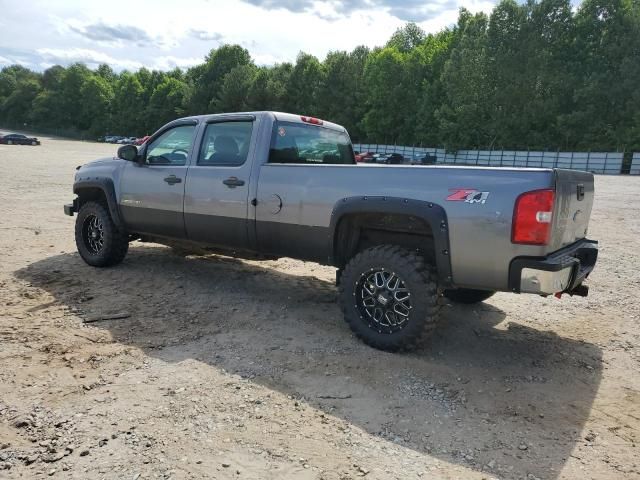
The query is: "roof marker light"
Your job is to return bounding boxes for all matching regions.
[301,116,323,125]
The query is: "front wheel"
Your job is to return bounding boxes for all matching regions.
[338,245,440,352]
[444,288,495,304]
[75,201,129,267]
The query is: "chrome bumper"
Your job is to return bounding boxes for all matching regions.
[520,266,573,294]
[509,239,598,296]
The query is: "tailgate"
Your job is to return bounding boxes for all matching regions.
[549,169,595,251]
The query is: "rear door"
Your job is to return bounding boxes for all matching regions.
[183,116,257,250]
[255,118,355,260]
[119,122,197,238]
[549,169,595,250]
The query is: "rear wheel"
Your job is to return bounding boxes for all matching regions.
[75,201,129,267]
[444,288,495,304]
[339,245,440,352]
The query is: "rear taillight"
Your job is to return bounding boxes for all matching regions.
[512,189,555,245]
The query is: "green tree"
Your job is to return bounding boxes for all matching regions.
[0,65,42,126]
[146,77,187,131]
[386,23,426,52]
[215,64,257,112]
[80,75,114,135]
[286,53,324,115]
[561,0,640,150]
[316,47,369,140]
[436,10,492,149]
[112,72,145,135]
[184,45,253,114]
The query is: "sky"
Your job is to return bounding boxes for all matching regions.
[0,0,498,72]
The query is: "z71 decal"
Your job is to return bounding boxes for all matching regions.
[446,189,490,205]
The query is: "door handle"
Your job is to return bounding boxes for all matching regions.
[164,175,182,185]
[223,177,245,188]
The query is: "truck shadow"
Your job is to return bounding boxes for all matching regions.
[15,244,603,480]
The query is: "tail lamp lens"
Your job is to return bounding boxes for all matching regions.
[512,189,555,245]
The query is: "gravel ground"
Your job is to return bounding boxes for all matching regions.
[0,135,638,480]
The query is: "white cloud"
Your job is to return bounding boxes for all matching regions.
[152,56,202,70]
[37,48,143,70]
[0,0,508,72]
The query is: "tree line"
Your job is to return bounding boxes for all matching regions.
[0,0,638,151]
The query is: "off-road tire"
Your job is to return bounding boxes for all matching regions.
[444,288,495,304]
[338,245,440,352]
[75,201,129,267]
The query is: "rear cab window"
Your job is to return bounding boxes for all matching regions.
[268,121,355,165]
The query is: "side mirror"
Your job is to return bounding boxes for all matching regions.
[117,144,138,162]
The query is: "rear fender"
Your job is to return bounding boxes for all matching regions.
[329,196,452,286]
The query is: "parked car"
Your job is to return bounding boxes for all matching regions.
[382,153,404,164]
[64,111,598,352]
[0,133,40,145]
[355,151,375,163]
[411,153,438,165]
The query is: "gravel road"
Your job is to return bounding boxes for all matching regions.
[0,135,638,479]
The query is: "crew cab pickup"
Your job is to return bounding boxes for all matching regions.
[64,112,598,351]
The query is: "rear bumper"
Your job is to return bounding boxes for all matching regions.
[508,239,598,296]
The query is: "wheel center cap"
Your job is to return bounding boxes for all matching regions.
[91,231,98,239]
[377,293,390,306]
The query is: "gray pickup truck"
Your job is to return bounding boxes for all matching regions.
[64,112,598,351]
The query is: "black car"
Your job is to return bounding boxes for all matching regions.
[0,133,40,145]
[410,153,437,165]
[382,153,404,164]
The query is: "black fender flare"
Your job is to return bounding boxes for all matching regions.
[73,178,125,231]
[328,196,452,287]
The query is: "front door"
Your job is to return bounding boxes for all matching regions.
[119,123,197,238]
[184,118,256,250]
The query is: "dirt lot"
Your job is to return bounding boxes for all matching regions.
[0,135,638,480]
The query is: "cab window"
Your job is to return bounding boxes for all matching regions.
[268,121,354,165]
[198,121,253,166]
[146,125,196,165]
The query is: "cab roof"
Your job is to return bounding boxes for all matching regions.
[177,111,348,133]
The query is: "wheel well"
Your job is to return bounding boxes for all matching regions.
[333,213,436,268]
[76,187,108,207]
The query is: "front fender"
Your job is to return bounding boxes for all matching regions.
[73,177,125,231]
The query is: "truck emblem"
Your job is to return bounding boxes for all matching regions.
[446,189,490,205]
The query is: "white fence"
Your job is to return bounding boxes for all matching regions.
[631,153,640,175]
[353,144,626,174]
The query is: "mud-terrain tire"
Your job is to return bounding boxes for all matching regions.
[444,288,495,304]
[339,245,440,352]
[75,201,128,267]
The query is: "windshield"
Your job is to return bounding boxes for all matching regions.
[269,121,355,165]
